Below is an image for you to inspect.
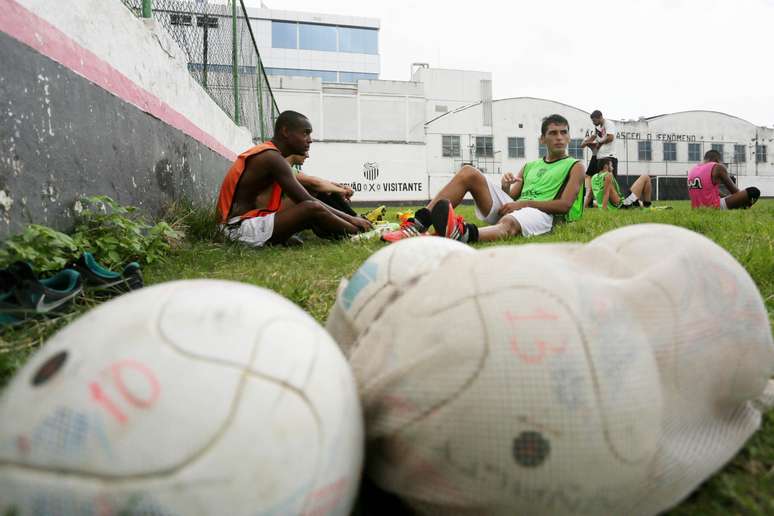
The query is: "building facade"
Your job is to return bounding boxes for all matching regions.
[271,67,774,201]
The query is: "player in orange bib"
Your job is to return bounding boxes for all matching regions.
[216,111,371,246]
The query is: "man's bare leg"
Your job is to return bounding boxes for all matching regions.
[477,215,522,242]
[722,189,755,209]
[629,174,651,199]
[269,200,359,244]
[428,165,494,214]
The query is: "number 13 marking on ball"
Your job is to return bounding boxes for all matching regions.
[89,360,161,424]
[505,310,567,364]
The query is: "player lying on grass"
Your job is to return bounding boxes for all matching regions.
[590,158,652,209]
[216,110,371,247]
[381,113,585,243]
[687,149,760,210]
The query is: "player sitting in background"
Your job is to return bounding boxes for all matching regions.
[590,158,652,209]
[381,114,585,243]
[687,149,760,209]
[216,110,370,247]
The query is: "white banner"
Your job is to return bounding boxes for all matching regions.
[301,142,429,202]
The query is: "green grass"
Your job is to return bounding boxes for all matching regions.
[1,200,773,514]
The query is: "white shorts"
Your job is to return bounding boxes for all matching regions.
[719,197,728,210]
[222,214,275,247]
[474,176,554,237]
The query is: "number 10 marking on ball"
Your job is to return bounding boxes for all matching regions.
[89,360,161,424]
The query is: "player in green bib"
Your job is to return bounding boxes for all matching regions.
[381,114,585,243]
[589,158,652,210]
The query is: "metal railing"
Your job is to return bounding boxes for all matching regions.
[121,0,279,142]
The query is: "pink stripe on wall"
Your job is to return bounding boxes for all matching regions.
[0,0,237,161]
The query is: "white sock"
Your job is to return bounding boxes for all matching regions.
[623,193,639,206]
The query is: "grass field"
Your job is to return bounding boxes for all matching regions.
[1,200,773,514]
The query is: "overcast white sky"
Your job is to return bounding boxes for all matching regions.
[249,0,774,127]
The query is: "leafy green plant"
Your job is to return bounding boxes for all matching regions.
[0,224,79,273]
[71,195,183,268]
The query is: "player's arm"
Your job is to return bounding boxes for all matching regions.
[501,166,525,198]
[296,172,348,197]
[502,161,585,215]
[262,153,369,228]
[713,164,739,194]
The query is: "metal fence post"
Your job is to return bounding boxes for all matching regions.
[231,0,240,125]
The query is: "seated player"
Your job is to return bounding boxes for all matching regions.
[687,149,760,209]
[590,158,652,209]
[382,114,585,243]
[216,111,370,247]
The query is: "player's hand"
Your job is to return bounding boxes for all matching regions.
[340,184,355,199]
[498,201,526,216]
[501,172,518,187]
[349,216,372,232]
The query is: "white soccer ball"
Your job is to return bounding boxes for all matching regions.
[0,280,364,516]
[326,237,475,356]
[351,225,774,516]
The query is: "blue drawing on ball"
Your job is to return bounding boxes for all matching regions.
[341,261,379,310]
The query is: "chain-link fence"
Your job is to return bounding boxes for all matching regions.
[120,0,278,142]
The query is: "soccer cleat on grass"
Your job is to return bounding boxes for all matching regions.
[71,252,143,296]
[364,205,387,224]
[431,200,473,242]
[381,219,428,243]
[0,262,82,325]
[620,200,643,209]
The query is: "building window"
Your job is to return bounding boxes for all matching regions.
[339,27,378,54]
[688,142,701,161]
[442,135,460,158]
[508,137,525,158]
[538,142,547,157]
[476,136,493,158]
[338,71,378,83]
[170,13,192,26]
[734,145,746,163]
[757,144,768,163]
[711,143,724,159]
[264,68,338,82]
[272,21,297,49]
[299,23,337,52]
[569,138,584,159]
[663,142,677,161]
[638,141,652,161]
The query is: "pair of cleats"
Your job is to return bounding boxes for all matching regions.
[0,253,143,327]
[381,200,477,243]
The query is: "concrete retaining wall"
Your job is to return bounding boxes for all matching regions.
[0,0,253,237]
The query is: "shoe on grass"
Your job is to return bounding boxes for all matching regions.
[430,200,478,242]
[363,205,387,223]
[71,252,143,296]
[0,262,82,325]
[381,208,431,243]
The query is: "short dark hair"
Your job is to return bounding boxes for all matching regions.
[598,157,612,170]
[541,114,569,136]
[273,110,308,136]
[590,110,603,118]
[704,149,722,162]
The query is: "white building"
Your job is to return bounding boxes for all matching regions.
[167,3,380,84]
[271,65,774,201]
